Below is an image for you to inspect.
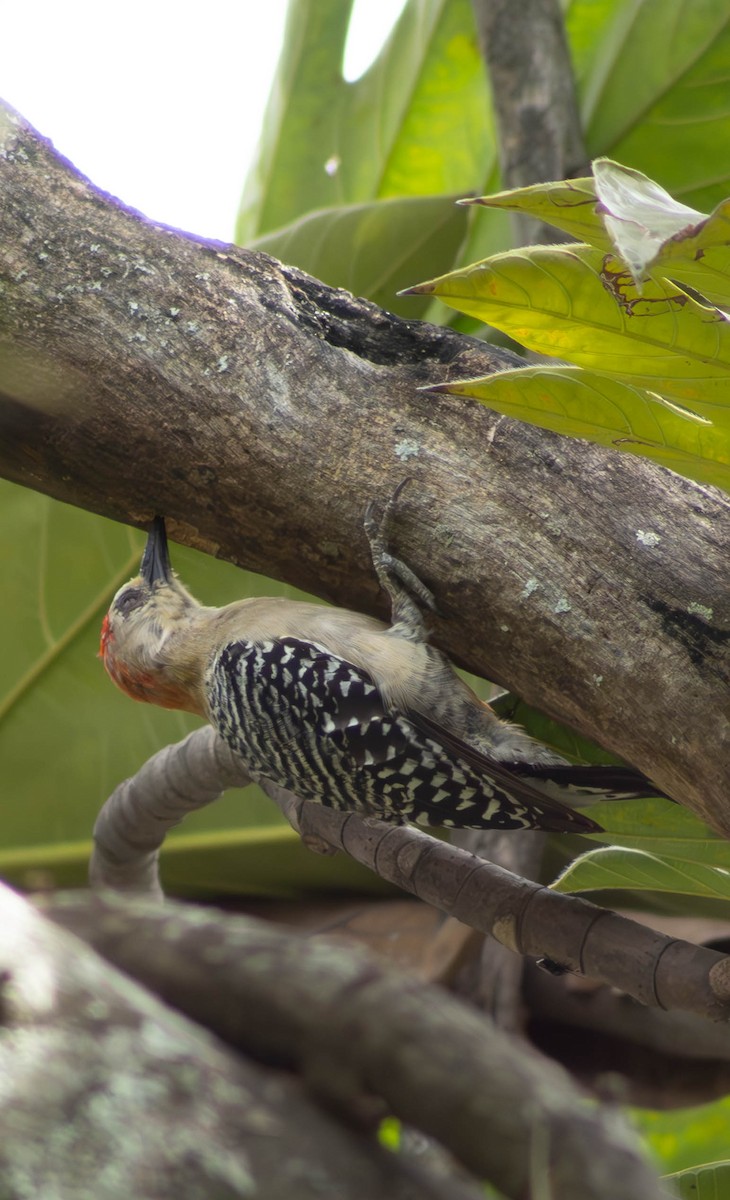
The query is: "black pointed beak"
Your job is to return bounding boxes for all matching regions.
[140,516,173,586]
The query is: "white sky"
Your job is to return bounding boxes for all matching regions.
[0,1,405,241]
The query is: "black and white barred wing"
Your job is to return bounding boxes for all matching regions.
[206,636,600,833]
[411,712,668,804]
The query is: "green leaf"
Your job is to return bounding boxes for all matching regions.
[238,0,493,241]
[238,0,511,313]
[574,797,730,869]
[491,693,634,767]
[406,244,730,410]
[667,1161,730,1200]
[632,1098,730,1175]
[468,165,730,311]
[0,826,394,900]
[422,161,515,329]
[552,797,730,916]
[250,193,469,319]
[440,365,730,490]
[552,847,730,901]
[461,176,605,247]
[644,198,730,310]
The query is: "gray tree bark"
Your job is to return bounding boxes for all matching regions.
[0,100,728,829]
[0,883,484,1200]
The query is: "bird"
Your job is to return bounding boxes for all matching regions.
[99,490,666,835]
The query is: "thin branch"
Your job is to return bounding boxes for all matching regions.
[91,726,730,1021]
[450,827,546,1024]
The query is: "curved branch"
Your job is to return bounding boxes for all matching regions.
[91,726,730,1021]
[0,99,728,826]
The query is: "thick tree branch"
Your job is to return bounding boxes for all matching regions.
[40,887,666,1200]
[2,884,469,1200]
[91,727,730,1022]
[0,100,728,828]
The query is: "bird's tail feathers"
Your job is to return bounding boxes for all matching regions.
[513,762,669,804]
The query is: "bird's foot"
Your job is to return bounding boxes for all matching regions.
[363,480,437,641]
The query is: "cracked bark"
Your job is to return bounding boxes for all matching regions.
[0,99,728,830]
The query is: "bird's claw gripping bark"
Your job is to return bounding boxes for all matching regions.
[364,480,438,642]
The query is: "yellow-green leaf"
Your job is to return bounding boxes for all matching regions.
[463,163,730,308]
[440,365,730,490]
[461,176,608,248]
[552,847,730,901]
[648,197,730,310]
[461,160,704,275]
[405,244,730,409]
[667,1161,730,1200]
[575,797,730,870]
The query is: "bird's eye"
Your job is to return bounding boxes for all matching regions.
[116,586,145,616]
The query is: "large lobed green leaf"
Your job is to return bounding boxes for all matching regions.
[251,193,469,319]
[238,0,494,240]
[572,0,730,211]
[239,0,500,318]
[238,0,730,339]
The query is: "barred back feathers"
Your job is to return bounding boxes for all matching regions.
[206,636,585,832]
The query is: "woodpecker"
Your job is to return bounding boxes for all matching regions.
[100,495,665,834]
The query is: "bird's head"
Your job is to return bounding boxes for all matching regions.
[100,517,206,713]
